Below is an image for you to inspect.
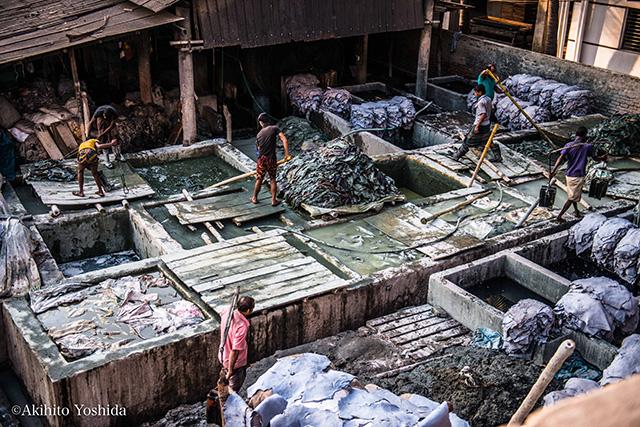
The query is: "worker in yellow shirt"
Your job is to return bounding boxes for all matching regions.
[73,138,119,197]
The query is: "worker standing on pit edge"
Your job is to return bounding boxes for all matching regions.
[88,105,122,167]
[219,296,255,393]
[251,112,291,206]
[452,83,502,163]
[550,126,607,221]
[73,138,119,197]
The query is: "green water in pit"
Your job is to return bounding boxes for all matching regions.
[305,220,423,276]
[135,155,240,197]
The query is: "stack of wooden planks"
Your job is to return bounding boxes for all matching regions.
[162,230,346,313]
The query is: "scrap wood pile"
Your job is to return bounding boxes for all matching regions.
[587,114,640,156]
[0,77,174,163]
[277,139,401,213]
[284,73,352,118]
[277,116,329,154]
[467,73,593,130]
[30,274,205,359]
[225,353,469,426]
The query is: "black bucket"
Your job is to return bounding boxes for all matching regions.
[589,178,609,199]
[539,184,557,208]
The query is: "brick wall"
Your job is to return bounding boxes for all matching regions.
[430,30,640,116]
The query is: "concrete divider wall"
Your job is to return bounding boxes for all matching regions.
[432,30,640,116]
[129,208,182,258]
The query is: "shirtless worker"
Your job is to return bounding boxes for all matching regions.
[549,126,607,221]
[219,296,255,392]
[88,105,122,166]
[73,138,119,197]
[251,113,291,206]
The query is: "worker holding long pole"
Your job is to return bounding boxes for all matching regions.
[452,83,503,163]
[251,113,291,206]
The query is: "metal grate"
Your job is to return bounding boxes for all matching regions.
[622,8,640,53]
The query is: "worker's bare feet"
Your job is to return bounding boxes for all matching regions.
[574,210,583,218]
[250,197,258,204]
[73,191,85,197]
[272,199,281,207]
[555,216,566,222]
[95,191,105,197]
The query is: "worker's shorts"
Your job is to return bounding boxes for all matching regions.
[566,176,585,202]
[78,148,99,168]
[256,155,277,181]
[465,125,491,147]
[220,366,246,393]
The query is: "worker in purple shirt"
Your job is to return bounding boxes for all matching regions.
[550,126,607,221]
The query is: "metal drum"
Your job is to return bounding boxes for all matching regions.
[539,184,557,208]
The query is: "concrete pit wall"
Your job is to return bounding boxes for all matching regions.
[432,30,640,116]
[427,76,474,111]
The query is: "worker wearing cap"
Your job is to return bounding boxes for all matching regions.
[452,83,502,163]
[550,126,607,221]
[219,296,255,392]
[73,138,119,197]
[251,113,291,206]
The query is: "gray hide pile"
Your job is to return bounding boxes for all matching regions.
[224,353,470,427]
[567,213,607,256]
[284,74,352,118]
[601,334,640,386]
[591,217,634,271]
[502,299,555,356]
[350,96,416,131]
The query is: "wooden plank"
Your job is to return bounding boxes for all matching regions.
[364,204,448,246]
[383,316,451,339]
[252,277,346,311]
[169,199,280,224]
[374,310,440,334]
[30,181,155,206]
[52,122,78,151]
[366,304,436,328]
[193,257,316,292]
[232,205,286,225]
[405,326,470,352]
[409,335,470,360]
[34,126,64,160]
[391,318,461,345]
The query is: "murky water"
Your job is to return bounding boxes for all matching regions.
[12,184,49,215]
[472,276,554,312]
[305,221,423,275]
[135,156,239,197]
[505,139,559,165]
[546,255,620,283]
[59,250,140,277]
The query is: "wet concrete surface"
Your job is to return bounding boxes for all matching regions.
[58,250,140,277]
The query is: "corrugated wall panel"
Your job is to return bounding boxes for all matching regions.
[196,0,424,48]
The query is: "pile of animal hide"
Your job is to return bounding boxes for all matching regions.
[502,299,555,356]
[284,74,352,118]
[277,140,400,213]
[350,96,416,131]
[112,104,172,152]
[23,159,77,182]
[503,74,592,119]
[567,213,608,256]
[277,116,329,154]
[554,277,639,340]
[601,334,640,385]
[492,94,551,130]
[591,217,634,271]
[224,353,470,427]
[587,114,640,156]
[0,218,41,297]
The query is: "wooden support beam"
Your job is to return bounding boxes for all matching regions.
[532,0,549,53]
[355,34,369,84]
[138,32,153,105]
[68,48,87,140]
[415,0,435,99]
[175,7,197,146]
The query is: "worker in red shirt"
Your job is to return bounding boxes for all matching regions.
[219,296,255,392]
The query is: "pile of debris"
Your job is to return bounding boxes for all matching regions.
[225,353,469,426]
[277,140,400,213]
[277,116,329,154]
[284,74,352,118]
[587,114,640,156]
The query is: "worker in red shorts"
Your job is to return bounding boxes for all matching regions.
[251,113,291,206]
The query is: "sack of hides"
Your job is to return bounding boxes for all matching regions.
[0,218,41,297]
[591,217,634,270]
[613,228,640,286]
[502,299,555,356]
[528,79,557,105]
[232,353,470,427]
[514,104,551,130]
[492,94,552,131]
[601,334,640,386]
[567,213,607,256]
[320,89,351,119]
[587,114,640,156]
[112,104,171,152]
[554,277,639,339]
[538,82,566,110]
[550,85,580,118]
[349,97,415,131]
[288,85,324,116]
[560,89,592,118]
[277,116,328,154]
[277,140,400,212]
[543,378,600,406]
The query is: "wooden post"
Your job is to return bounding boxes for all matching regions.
[68,48,87,139]
[532,0,549,53]
[138,32,153,104]
[175,7,197,146]
[355,34,368,84]
[415,0,435,99]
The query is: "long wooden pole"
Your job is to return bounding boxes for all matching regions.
[206,158,291,190]
[68,48,87,140]
[508,340,575,426]
[468,124,500,187]
[485,69,555,146]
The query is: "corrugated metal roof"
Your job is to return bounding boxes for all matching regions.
[0,0,182,65]
[195,0,424,48]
